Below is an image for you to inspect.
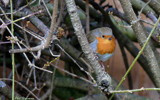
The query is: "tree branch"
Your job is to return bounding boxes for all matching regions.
[106,7,129,23]
[64,0,113,94]
[143,0,160,15]
[9,7,58,53]
[131,0,157,17]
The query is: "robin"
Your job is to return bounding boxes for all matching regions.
[87,27,116,62]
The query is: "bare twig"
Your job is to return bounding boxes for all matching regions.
[0,10,43,28]
[26,67,33,85]
[130,0,152,24]
[130,0,157,17]
[0,78,39,100]
[41,58,94,85]
[14,22,44,40]
[49,54,59,100]
[0,18,53,74]
[56,0,65,27]
[143,0,160,15]
[9,8,58,53]
[42,0,52,19]
[110,87,160,93]
[45,0,58,48]
[56,44,95,82]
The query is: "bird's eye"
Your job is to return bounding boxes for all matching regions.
[102,35,105,38]
[108,37,112,40]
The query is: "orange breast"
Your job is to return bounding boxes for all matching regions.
[96,35,115,55]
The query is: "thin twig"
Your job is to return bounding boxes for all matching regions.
[138,0,152,19]
[41,58,94,85]
[49,57,59,100]
[45,0,58,48]
[0,6,44,41]
[56,0,65,27]
[26,67,33,85]
[14,22,44,40]
[10,0,15,99]
[0,10,44,28]
[131,0,152,25]
[42,0,52,19]
[9,8,58,53]
[56,44,96,83]
[0,18,53,74]
[0,78,39,100]
[110,87,160,93]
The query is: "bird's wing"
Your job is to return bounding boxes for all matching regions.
[86,31,96,43]
[90,39,98,52]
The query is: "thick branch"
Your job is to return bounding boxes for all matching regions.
[106,8,129,23]
[64,0,113,93]
[143,0,160,15]
[131,0,157,17]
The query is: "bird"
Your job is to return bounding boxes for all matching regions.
[87,27,116,62]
